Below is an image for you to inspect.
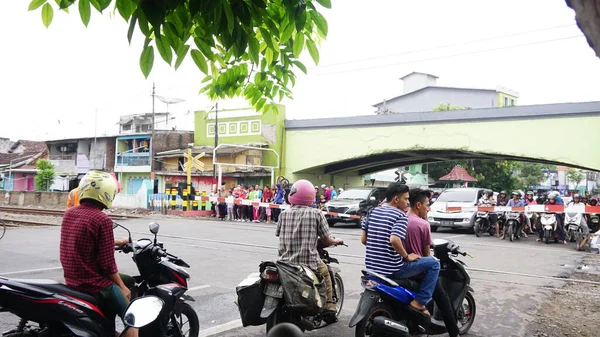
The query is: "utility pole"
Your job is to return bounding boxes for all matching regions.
[150,83,156,192]
[213,102,218,180]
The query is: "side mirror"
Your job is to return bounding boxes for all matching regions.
[112,222,119,230]
[149,222,160,235]
[123,296,164,328]
[369,196,376,201]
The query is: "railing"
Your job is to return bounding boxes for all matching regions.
[49,155,75,161]
[116,152,150,166]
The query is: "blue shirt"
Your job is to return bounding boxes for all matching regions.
[362,205,408,276]
[507,199,526,207]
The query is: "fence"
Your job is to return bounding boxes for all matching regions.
[149,189,212,212]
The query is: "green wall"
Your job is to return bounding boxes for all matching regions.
[194,105,286,175]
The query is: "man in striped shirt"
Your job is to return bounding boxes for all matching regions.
[362,182,440,317]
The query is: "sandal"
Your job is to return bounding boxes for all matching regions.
[407,303,431,317]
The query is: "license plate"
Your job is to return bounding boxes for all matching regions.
[441,221,454,226]
[264,283,283,298]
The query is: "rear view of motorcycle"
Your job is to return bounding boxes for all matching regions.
[505,212,522,242]
[473,211,496,237]
[235,241,346,333]
[541,213,560,244]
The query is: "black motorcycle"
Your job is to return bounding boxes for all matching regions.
[349,239,476,337]
[113,222,199,337]
[473,211,497,237]
[505,212,523,242]
[237,240,346,333]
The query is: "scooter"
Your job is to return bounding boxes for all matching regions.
[565,212,583,242]
[349,239,476,337]
[505,212,523,242]
[541,213,560,244]
[473,211,495,237]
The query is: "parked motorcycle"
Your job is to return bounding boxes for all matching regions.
[541,213,560,244]
[588,213,599,233]
[1,272,167,337]
[505,212,523,242]
[565,212,583,242]
[349,239,476,337]
[113,222,199,337]
[236,239,346,333]
[473,211,496,237]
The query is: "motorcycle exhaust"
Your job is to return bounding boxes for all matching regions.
[371,316,410,336]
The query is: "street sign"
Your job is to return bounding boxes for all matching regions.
[184,152,205,171]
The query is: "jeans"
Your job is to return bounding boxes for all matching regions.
[432,280,460,337]
[390,256,440,305]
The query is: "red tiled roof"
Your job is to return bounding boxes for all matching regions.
[11,140,48,153]
[439,165,478,182]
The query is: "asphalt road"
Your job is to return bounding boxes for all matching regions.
[0,217,590,337]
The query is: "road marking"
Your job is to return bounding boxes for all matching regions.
[443,234,466,239]
[187,284,211,292]
[0,266,63,276]
[199,319,242,337]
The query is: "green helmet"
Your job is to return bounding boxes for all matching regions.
[78,170,118,209]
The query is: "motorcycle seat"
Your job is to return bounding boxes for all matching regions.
[10,278,99,305]
[390,278,420,292]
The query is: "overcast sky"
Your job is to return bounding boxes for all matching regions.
[0,0,598,142]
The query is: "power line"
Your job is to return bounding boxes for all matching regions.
[314,23,578,70]
[316,35,585,77]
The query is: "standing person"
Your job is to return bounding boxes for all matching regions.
[404,188,461,337]
[262,185,274,223]
[361,182,440,317]
[324,186,332,201]
[330,186,337,199]
[273,183,285,222]
[60,171,136,337]
[226,190,234,221]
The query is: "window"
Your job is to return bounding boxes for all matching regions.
[122,123,132,131]
[504,97,508,107]
[511,98,515,106]
[337,189,371,200]
[436,190,478,203]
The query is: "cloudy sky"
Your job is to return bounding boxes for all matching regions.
[0,0,598,141]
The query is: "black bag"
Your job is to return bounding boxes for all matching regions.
[235,278,267,327]
[275,261,326,316]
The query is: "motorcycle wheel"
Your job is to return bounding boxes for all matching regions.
[334,274,345,316]
[354,303,395,337]
[545,231,551,244]
[457,292,476,335]
[169,302,199,337]
[569,230,576,243]
[508,224,514,242]
[266,307,299,334]
[473,221,482,238]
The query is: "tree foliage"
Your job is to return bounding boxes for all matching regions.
[433,102,470,111]
[514,162,552,190]
[428,159,519,192]
[28,0,331,114]
[35,159,55,191]
[566,168,585,188]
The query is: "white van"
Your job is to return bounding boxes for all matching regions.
[427,187,486,232]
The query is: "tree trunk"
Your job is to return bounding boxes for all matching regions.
[566,0,600,58]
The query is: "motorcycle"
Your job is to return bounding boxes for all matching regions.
[505,212,523,242]
[113,222,199,337]
[473,211,496,237]
[1,266,167,337]
[350,239,476,337]
[238,239,346,333]
[589,213,599,233]
[564,212,583,242]
[541,213,560,244]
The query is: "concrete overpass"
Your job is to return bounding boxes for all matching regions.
[282,101,600,188]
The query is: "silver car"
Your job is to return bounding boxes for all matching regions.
[427,188,485,232]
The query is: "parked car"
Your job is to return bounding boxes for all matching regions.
[427,187,486,232]
[324,187,387,227]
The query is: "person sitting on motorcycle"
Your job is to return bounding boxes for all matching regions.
[60,170,137,337]
[404,188,461,337]
[362,182,440,317]
[589,198,598,207]
[478,189,500,237]
[276,179,343,321]
[569,194,590,249]
[525,191,538,234]
[537,193,568,244]
[497,191,509,206]
[504,191,530,239]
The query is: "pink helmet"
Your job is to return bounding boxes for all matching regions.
[288,179,316,206]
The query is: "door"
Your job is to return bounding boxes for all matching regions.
[128,178,144,194]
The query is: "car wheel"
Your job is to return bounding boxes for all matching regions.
[431,226,438,232]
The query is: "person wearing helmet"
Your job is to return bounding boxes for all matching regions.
[497,191,509,206]
[478,190,500,237]
[59,170,136,337]
[504,191,529,239]
[276,179,344,322]
[538,193,567,244]
[524,191,538,234]
[589,198,598,207]
[569,194,590,250]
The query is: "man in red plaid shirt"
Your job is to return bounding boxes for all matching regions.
[60,171,135,337]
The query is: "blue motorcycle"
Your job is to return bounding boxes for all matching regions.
[349,239,476,337]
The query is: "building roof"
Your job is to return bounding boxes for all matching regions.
[155,143,269,158]
[373,86,497,108]
[399,71,439,80]
[439,166,478,182]
[0,140,48,166]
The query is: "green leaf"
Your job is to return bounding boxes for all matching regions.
[127,15,137,44]
[174,44,190,70]
[58,0,75,10]
[78,0,91,26]
[155,35,173,65]
[292,60,307,74]
[116,0,135,21]
[140,45,154,78]
[28,0,47,11]
[98,0,111,11]
[280,21,295,44]
[41,3,54,28]
[314,12,328,36]
[259,27,275,51]
[293,32,304,58]
[191,49,208,74]
[88,0,102,11]
[265,48,273,65]
[315,0,332,9]
[223,0,235,35]
[295,6,306,32]
[306,39,319,64]
[248,35,259,64]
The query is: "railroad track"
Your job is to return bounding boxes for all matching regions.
[0,206,141,220]
[1,219,58,227]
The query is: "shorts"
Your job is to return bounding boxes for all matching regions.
[98,284,129,319]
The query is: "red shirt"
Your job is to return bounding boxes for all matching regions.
[262,189,273,202]
[60,202,118,294]
[404,212,433,257]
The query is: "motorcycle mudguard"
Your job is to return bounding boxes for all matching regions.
[349,290,380,328]
[181,294,195,302]
[260,296,279,319]
[468,285,474,293]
